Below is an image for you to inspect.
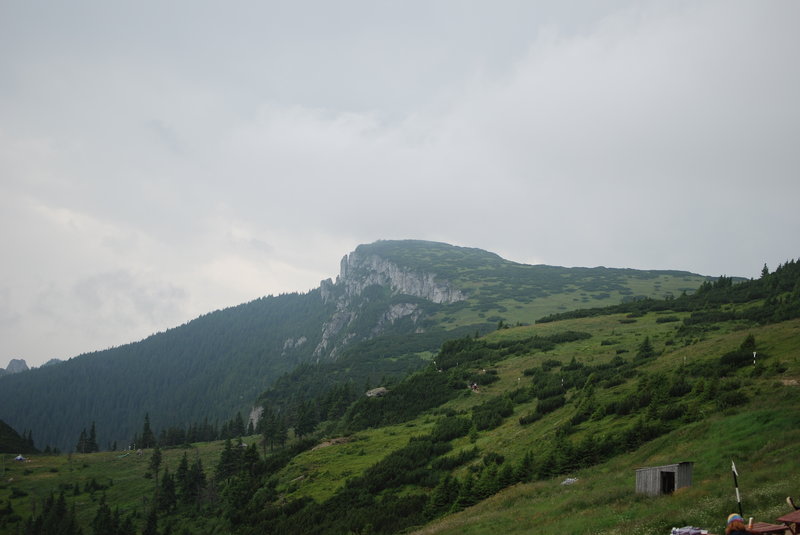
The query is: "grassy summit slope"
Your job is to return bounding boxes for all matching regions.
[356,240,712,328]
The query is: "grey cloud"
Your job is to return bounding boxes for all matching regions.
[1,1,797,366]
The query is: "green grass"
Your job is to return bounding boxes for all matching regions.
[274,420,436,503]
[412,397,800,535]
[2,312,798,534]
[0,439,229,532]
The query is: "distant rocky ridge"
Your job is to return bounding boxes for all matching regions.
[0,358,29,376]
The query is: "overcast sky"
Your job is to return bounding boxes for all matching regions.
[2,1,798,368]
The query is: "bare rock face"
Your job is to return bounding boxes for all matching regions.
[4,359,29,375]
[336,251,466,305]
[312,248,466,359]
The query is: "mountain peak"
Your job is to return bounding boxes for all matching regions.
[336,240,468,304]
[314,241,470,359]
[2,358,29,375]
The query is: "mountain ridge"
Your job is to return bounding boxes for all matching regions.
[0,240,713,452]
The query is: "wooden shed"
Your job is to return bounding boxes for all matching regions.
[635,462,693,496]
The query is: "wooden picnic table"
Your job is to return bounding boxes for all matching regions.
[748,520,790,534]
[777,510,800,535]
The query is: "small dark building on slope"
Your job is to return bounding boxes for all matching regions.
[635,462,693,496]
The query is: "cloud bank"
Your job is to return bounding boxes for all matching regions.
[1,0,798,366]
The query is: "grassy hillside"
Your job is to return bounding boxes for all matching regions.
[3,305,797,533]
[4,255,797,534]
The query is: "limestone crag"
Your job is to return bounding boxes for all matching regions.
[371,303,423,336]
[313,250,466,359]
[337,252,466,304]
[3,359,29,375]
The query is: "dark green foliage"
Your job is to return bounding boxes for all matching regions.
[536,394,567,415]
[0,419,38,454]
[430,447,479,470]
[0,290,332,452]
[158,469,177,513]
[22,492,82,535]
[430,416,472,443]
[540,259,800,332]
[655,315,680,323]
[472,396,514,431]
[140,414,156,450]
[425,474,461,518]
[635,336,656,361]
[174,452,208,509]
[142,508,158,535]
[716,390,750,410]
[0,499,20,530]
[76,422,99,454]
[91,495,114,535]
[215,438,241,482]
[341,369,463,431]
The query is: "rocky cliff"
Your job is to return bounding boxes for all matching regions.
[312,245,466,359]
[1,359,29,376]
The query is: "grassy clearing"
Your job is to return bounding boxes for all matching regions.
[412,395,800,535]
[0,439,228,531]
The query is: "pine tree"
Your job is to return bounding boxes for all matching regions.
[88,421,99,453]
[158,468,177,513]
[92,493,114,535]
[260,408,275,452]
[142,507,159,535]
[295,401,316,438]
[76,429,88,453]
[141,413,156,449]
[149,444,162,493]
[187,457,207,507]
[175,452,190,503]
[215,438,239,482]
[232,412,246,437]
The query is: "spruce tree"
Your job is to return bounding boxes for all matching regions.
[232,412,246,437]
[188,457,207,507]
[88,421,99,453]
[141,413,156,449]
[92,494,114,535]
[175,452,190,504]
[215,438,239,482]
[149,444,162,490]
[142,507,158,535]
[76,429,88,453]
[159,468,177,513]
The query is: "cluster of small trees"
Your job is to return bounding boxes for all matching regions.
[75,422,100,453]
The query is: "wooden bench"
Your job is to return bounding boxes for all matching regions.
[777,510,800,535]
[749,521,790,534]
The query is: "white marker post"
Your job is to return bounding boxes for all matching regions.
[732,460,744,517]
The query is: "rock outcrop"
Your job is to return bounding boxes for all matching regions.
[312,247,466,359]
[2,359,29,375]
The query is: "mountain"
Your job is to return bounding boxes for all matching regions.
[0,359,28,377]
[2,258,798,535]
[0,240,712,452]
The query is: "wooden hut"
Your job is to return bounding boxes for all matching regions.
[635,462,693,496]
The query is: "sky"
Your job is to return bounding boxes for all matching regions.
[1,1,798,368]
